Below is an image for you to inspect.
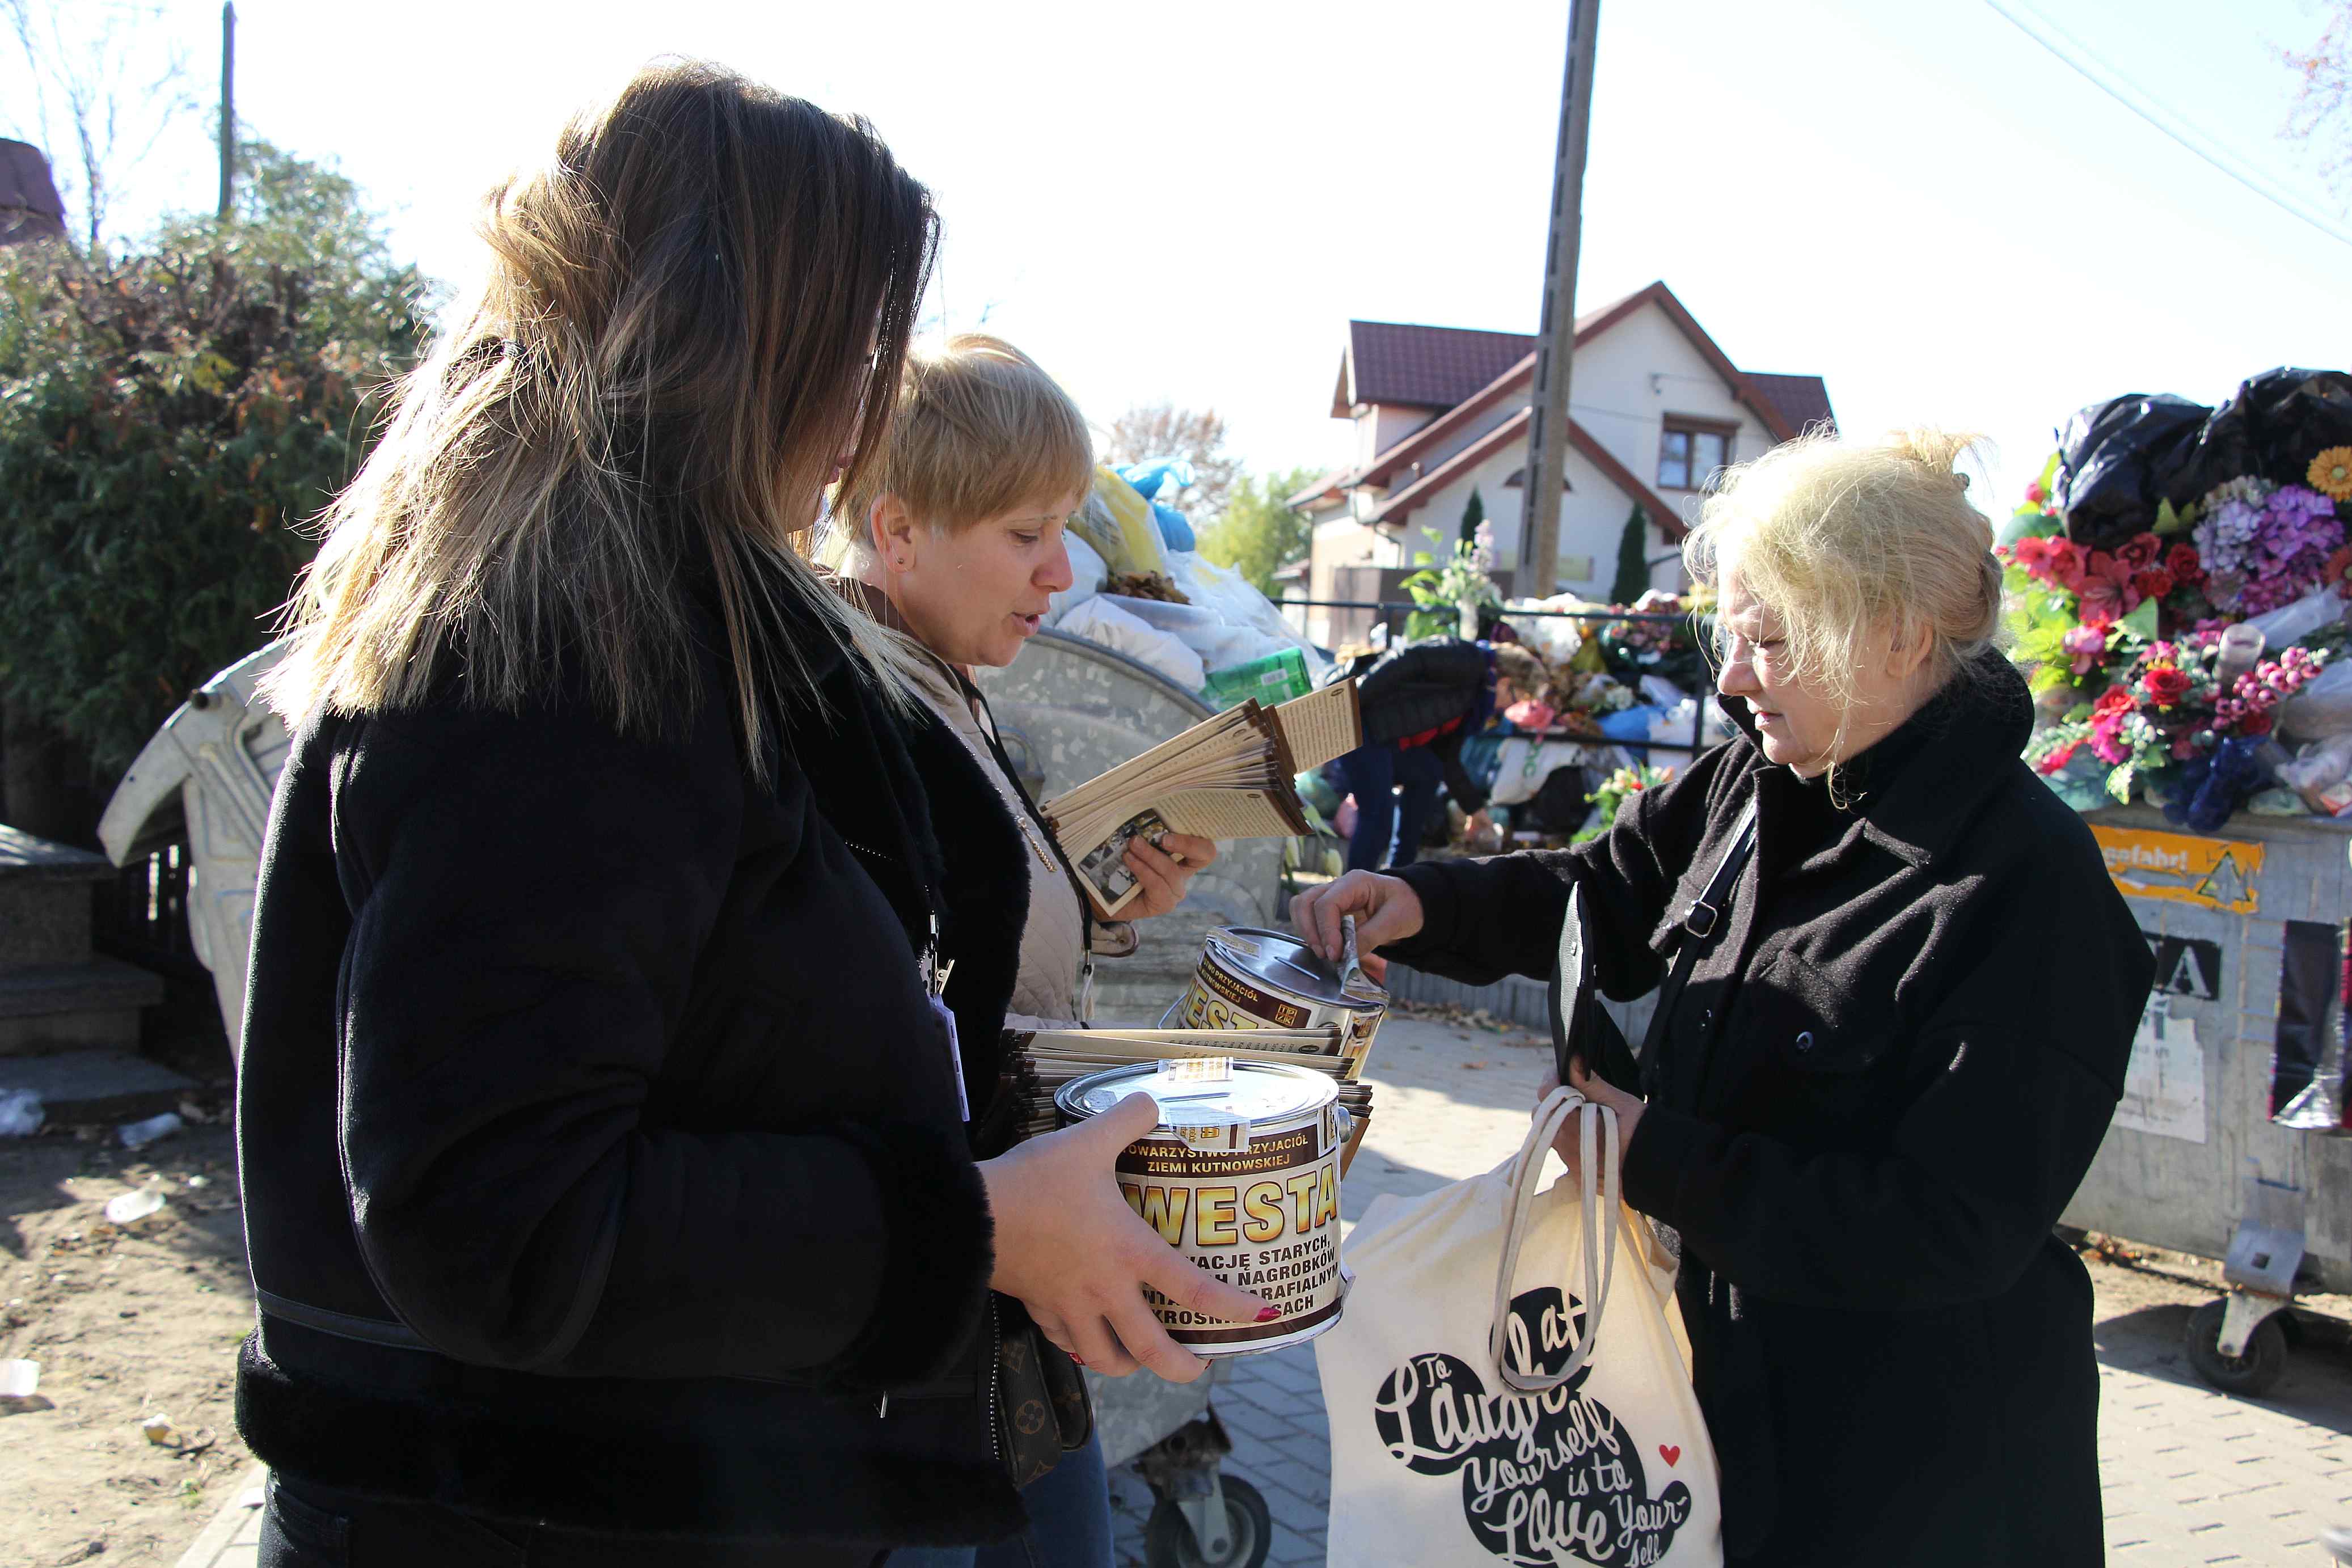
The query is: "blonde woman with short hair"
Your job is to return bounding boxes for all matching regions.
[1294,431,2151,1566]
[237,66,1266,1568]
[831,332,1219,1568]
[834,333,1219,1036]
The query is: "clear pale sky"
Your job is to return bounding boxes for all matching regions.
[27,0,2352,522]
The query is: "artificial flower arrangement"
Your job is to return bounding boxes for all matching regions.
[1596,589,1709,692]
[1401,520,1504,640]
[2024,635,2328,807]
[2001,445,2352,824]
[1570,763,1674,846]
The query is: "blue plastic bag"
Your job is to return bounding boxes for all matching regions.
[1151,501,1196,552]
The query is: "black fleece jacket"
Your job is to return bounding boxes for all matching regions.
[233,602,1032,1552]
[1384,656,2150,1567]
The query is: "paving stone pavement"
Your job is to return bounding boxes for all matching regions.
[178,1013,2352,1566]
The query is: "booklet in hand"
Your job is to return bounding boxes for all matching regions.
[1042,681,1362,920]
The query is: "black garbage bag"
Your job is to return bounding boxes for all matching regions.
[2057,369,2352,551]
[2202,367,2352,496]
[2054,393,2212,551]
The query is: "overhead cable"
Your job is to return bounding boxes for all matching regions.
[1983,0,2352,251]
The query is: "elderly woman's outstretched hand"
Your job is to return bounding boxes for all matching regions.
[1288,870,1424,984]
[1121,831,1218,920]
[978,1093,1272,1383]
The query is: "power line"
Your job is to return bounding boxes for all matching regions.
[1982,0,2352,252]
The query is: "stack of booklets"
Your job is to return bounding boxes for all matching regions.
[1004,1026,1377,1175]
[1042,682,1362,920]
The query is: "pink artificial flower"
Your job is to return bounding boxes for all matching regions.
[2089,716,2131,766]
[2115,533,2163,572]
[2061,624,2106,674]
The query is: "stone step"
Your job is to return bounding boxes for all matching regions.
[0,957,166,1055]
[0,824,116,969]
[0,1048,198,1126]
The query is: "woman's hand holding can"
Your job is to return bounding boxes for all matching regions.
[978,1092,1274,1382]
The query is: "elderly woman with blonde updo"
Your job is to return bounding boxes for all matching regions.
[1294,431,2152,1567]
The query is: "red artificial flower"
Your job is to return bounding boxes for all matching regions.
[2026,482,2049,505]
[2239,712,2275,737]
[2133,568,2175,602]
[2115,533,2162,571]
[2164,542,2205,586]
[2078,567,2132,625]
[2140,664,2190,709]
[2092,686,2138,719]
[2033,738,2083,775]
[2045,538,2088,592]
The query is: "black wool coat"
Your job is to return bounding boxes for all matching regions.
[1386,657,2151,1567]
[234,602,1035,1553]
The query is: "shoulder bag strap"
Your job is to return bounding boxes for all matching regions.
[1635,797,1758,1089]
[1490,1085,1621,1394]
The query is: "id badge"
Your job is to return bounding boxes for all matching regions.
[927,992,969,1121]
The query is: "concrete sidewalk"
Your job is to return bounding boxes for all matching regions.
[180,1014,2352,1567]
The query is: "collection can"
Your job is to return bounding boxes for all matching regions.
[1169,925,1387,1075]
[1056,1059,1348,1355]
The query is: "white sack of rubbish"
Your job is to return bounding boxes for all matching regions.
[1055,595,1208,690]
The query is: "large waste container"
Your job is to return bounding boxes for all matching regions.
[2059,804,2352,1395]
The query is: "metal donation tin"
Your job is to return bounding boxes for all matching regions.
[1171,925,1388,1075]
[1055,1059,1348,1355]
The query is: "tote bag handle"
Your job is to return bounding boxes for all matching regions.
[1489,1084,1620,1394]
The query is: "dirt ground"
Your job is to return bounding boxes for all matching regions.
[1,1100,254,1568]
[1,1054,2345,1568]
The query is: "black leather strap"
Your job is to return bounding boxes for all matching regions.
[1637,800,1758,1092]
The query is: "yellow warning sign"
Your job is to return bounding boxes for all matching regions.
[2090,825,2264,915]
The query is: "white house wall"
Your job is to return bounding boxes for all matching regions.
[1568,306,1770,497]
[1316,299,1783,613]
[1356,403,1436,469]
[1395,442,1686,601]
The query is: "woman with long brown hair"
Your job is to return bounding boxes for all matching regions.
[237,61,1265,1566]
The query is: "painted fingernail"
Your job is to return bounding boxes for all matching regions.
[1256,1307,1282,1322]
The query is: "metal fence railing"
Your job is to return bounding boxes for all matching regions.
[1280,598,1716,759]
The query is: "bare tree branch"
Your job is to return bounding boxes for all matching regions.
[2282,0,2352,206]
[1101,402,1244,525]
[0,0,192,252]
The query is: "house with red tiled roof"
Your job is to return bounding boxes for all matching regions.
[1289,281,1833,644]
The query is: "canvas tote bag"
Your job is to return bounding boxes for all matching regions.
[1317,1086,1722,1567]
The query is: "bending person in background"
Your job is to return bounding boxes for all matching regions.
[1293,430,2149,1567]
[1331,637,1543,870]
[830,334,1219,1568]
[237,68,1265,1568]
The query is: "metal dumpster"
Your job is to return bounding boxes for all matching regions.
[2061,804,2352,1395]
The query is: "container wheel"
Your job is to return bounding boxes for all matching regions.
[2185,1297,2288,1397]
[1143,1476,1272,1568]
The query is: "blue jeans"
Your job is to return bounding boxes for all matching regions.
[1334,742,1445,872]
[888,1432,1111,1568]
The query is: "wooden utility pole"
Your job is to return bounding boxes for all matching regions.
[216,3,235,221]
[1514,0,1599,601]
